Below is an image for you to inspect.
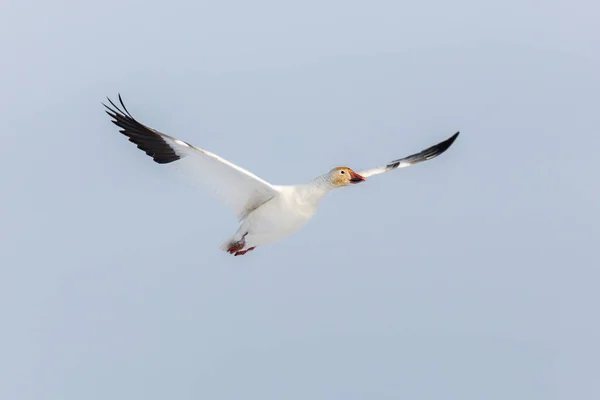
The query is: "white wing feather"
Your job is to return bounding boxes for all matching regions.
[104,95,279,220]
[358,132,459,178]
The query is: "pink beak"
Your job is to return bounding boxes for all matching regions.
[349,170,366,183]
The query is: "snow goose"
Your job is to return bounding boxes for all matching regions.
[103,95,459,256]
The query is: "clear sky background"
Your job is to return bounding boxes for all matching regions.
[1,0,599,399]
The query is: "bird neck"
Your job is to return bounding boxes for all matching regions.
[311,174,335,190]
[300,174,334,200]
[283,174,335,208]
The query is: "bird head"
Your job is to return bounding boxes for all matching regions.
[327,166,366,187]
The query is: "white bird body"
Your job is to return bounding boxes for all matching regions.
[223,183,327,252]
[104,95,459,256]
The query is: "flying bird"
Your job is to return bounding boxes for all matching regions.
[103,95,459,256]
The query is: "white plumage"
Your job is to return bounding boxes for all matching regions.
[104,95,459,256]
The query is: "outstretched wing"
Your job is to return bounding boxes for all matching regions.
[103,94,279,220]
[358,132,459,178]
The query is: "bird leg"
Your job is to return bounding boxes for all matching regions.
[233,246,256,256]
[227,233,248,255]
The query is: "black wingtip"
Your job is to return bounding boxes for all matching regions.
[414,130,460,161]
[102,94,181,164]
[445,131,459,146]
[102,94,133,118]
[436,131,460,153]
[384,130,460,171]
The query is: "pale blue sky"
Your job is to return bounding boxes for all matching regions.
[1,0,599,399]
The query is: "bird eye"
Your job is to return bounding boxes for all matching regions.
[340,170,345,174]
